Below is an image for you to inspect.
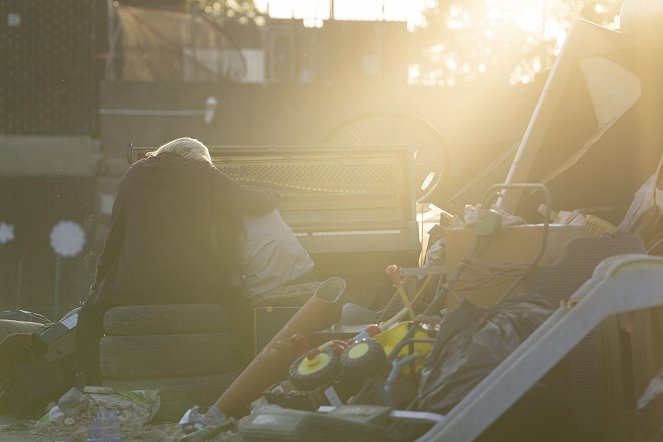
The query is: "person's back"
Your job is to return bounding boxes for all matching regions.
[99,152,219,304]
[93,139,280,306]
[238,210,314,299]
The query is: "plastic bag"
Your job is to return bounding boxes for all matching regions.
[35,389,160,431]
[178,405,226,435]
[415,293,554,414]
[618,153,663,233]
[89,390,160,428]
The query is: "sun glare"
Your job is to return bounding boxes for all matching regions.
[256,0,427,26]
[410,0,623,86]
[486,0,546,33]
[257,0,623,87]
[513,7,545,32]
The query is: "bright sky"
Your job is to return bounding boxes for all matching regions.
[254,0,429,28]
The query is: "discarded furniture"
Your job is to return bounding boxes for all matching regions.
[129,144,422,304]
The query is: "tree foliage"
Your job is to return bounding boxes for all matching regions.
[184,0,265,25]
[411,0,623,86]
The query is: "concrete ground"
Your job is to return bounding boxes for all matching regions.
[0,413,184,442]
[0,414,65,442]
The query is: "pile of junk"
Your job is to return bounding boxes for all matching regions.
[4,4,663,442]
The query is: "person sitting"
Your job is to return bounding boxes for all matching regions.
[76,137,280,384]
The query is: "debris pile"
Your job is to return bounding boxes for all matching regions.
[30,386,179,441]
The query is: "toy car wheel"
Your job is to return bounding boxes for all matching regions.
[341,338,388,381]
[288,348,342,391]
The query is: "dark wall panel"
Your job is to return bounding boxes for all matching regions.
[0,0,97,135]
[0,178,95,319]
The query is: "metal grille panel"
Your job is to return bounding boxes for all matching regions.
[216,161,398,194]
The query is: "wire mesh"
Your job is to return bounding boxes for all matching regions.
[217,161,399,194]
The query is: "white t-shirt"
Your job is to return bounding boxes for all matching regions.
[238,210,314,298]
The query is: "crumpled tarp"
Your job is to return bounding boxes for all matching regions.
[415,293,554,414]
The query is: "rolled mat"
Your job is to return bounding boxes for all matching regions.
[213,276,346,417]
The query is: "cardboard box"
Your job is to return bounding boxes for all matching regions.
[444,225,589,310]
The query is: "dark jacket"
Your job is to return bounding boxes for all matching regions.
[92,152,280,305]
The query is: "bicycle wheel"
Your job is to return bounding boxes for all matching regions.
[322,111,450,203]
